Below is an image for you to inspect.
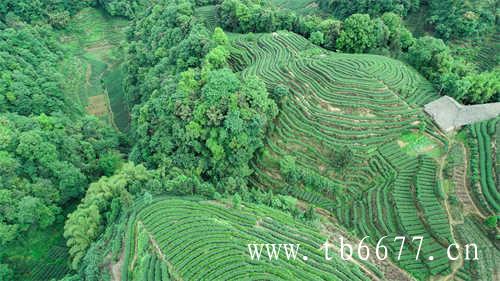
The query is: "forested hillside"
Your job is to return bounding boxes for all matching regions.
[0,1,498,281]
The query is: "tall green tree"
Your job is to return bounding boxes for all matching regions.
[336,14,376,53]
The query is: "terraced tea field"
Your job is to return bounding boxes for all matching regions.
[195,5,217,31]
[229,31,459,280]
[118,197,414,281]
[271,0,322,15]
[58,8,130,131]
[454,216,500,281]
[467,118,500,216]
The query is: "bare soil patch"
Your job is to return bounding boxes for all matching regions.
[86,94,108,116]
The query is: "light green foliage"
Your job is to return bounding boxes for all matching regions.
[232,193,242,208]
[463,69,500,104]
[212,27,229,46]
[309,31,325,45]
[336,14,376,53]
[64,164,154,268]
[380,12,414,52]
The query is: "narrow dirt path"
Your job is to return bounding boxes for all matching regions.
[452,143,484,218]
[85,63,92,86]
[110,243,125,281]
[137,221,183,281]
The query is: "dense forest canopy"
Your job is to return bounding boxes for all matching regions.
[0,0,498,280]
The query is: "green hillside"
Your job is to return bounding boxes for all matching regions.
[1,0,498,280]
[119,197,395,281]
[230,31,455,280]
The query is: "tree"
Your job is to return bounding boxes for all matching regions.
[309,31,325,46]
[336,14,376,53]
[0,264,13,281]
[463,69,500,104]
[318,19,342,50]
[428,0,496,40]
[319,0,419,18]
[380,12,414,52]
[64,164,154,268]
[203,46,230,71]
[484,215,498,229]
[330,146,353,169]
[143,191,153,205]
[304,205,318,221]
[232,193,242,208]
[407,36,453,83]
[212,27,229,46]
[131,53,278,193]
[272,85,290,105]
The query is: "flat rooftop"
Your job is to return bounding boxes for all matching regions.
[424,96,500,132]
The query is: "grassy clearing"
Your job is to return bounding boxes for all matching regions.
[398,131,443,158]
[58,8,130,131]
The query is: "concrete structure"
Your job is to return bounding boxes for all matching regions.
[424,96,500,132]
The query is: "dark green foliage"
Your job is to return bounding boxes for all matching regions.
[336,14,376,53]
[330,146,354,170]
[126,0,277,193]
[0,0,95,27]
[98,0,145,18]
[124,0,212,105]
[218,0,414,55]
[428,0,496,40]
[484,215,498,229]
[131,67,278,191]
[407,36,454,84]
[0,5,122,278]
[0,25,77,116]
[0,113,119,245]
[0,0,144,26]
[319,0,420,18]
[0,264,13,281]
[271,85,290,105]
[407,36,498,104]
